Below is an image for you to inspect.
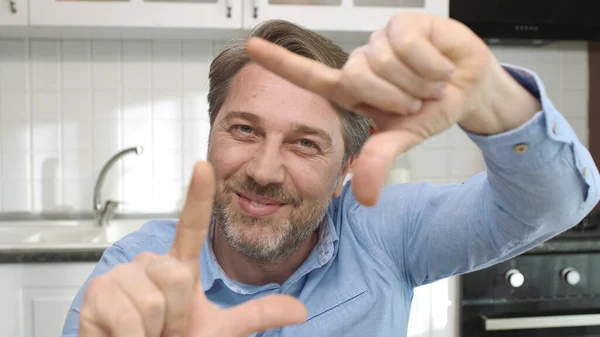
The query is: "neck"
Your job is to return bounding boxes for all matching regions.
[212,225,319,286]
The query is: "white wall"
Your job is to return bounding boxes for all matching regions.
[0,38,589,216]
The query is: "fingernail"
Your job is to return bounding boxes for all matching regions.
[408,99,422,114]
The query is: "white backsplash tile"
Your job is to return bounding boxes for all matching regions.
[0,90,29,122]
[62,179,93,212]
[92,90,121,119]
[92,119,121,150]
[2,180,31,211]
[0,39,590,213]
[122,41,151,89]
[562,62,589,90]
[562,89,588,119]
[62,91,92,120]
[153,89,182,120]
[63,149,92,180]
[183,120,210,151]
[32,180,63,212]
[567,118,588,147]
[183,90,210,121]
[0,39,28,90]
[183,41,212,89]
[61,40,91,90]
[1,122,30,151]
[31,150,61,181]
[2,152,31,181]
[91,41,121,90]
[32,90,60,121]
[123,119,152,149]
[62,119,91,149]
[32,121,61,150]
[30,40,60,90]
[153,150,182,181]
[152,41,182,89]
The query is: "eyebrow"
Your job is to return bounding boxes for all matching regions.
[224,110,333,146]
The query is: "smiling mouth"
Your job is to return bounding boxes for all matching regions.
[235,192,286,217]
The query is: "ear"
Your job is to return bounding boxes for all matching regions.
[333,155,357,197]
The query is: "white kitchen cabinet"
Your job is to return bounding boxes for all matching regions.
[0,263,459,337]
[0,263,96,337]
[29,0,242,29]
[243,0,448,32]
[0,0,27,26]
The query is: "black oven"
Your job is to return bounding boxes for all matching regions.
[459,212,600,336]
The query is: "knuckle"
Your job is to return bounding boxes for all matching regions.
[166,265,194,289]
[85,275,112,296]
[368,30,383,45]
[139,294,165,321]
[342,58,365,82]
[112,305,141,328]
[134,251,157,265]
[111,264,131,279]
[371,51,396,75]
[395,35,419,51]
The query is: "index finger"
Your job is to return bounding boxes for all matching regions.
[246,37,342,99]
[169,161,216,261]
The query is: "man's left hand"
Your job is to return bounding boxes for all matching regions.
[246,13,541,206]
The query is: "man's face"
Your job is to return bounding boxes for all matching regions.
[207,63,346,263]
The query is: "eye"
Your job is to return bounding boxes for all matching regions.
[236,125,253,133]
[298,139,315,148]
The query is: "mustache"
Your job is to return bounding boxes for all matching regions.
[225,177,302,207]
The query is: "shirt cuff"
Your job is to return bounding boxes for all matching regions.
[462,63,581,172]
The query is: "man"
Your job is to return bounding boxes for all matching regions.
[62,12,599,337]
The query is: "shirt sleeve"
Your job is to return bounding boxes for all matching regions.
[344,64,600,288]
[60,225,171,337]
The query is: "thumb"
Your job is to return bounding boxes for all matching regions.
[223,295,308,336]
[351,130,422,206]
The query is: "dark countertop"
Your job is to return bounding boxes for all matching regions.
[0,249,106,263]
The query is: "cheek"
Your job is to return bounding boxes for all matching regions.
[286,158,340,200]
[208,134,252,179]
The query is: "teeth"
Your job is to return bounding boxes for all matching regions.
[250,200,266,207]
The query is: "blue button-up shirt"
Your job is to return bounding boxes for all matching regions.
[61,65,600,337]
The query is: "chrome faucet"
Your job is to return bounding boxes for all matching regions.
[93,146,144,226]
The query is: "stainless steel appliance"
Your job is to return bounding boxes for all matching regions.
[459,211,600,336]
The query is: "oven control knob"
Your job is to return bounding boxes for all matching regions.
[505,269,524,288]
[561,268,581,285]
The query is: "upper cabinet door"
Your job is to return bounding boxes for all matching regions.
[0,0,27,25]
[29,0,243,29]
[243,0,448,32]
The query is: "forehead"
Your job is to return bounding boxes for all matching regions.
[219,63,343,137]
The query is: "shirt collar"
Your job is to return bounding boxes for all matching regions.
[200,206,339,294]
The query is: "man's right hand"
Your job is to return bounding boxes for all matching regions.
[78,161,308,337]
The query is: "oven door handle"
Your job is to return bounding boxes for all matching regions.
[481,313,600,330]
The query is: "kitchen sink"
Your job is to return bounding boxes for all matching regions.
[0,219,154,250]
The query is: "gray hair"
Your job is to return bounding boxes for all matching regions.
[207,19,371,163]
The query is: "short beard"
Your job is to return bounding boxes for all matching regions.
[213,176,333,264]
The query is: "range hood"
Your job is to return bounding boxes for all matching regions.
[449,0,600,43]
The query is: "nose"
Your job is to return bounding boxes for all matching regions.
[245,141,285,186]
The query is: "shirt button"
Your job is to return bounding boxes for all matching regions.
[552,121,557,134]
[514,143,529,154]
[583,167,588,177]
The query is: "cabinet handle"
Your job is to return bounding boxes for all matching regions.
[252,0,258,19]
[9,0,16,13]
[224,0,231,18]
